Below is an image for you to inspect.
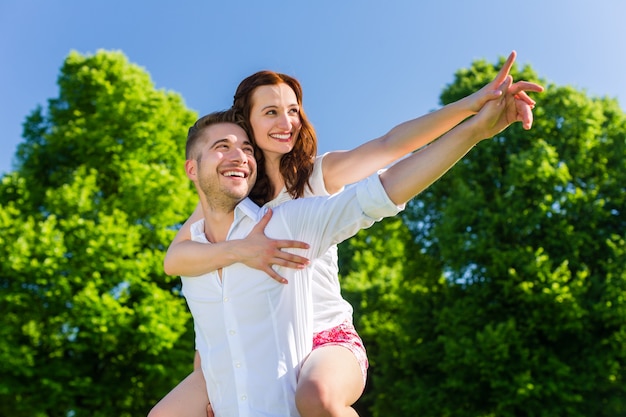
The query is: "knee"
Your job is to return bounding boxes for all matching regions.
[296,379,338,417]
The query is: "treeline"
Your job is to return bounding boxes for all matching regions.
[0,50,624,417]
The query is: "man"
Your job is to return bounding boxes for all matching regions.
[181,75,539,417]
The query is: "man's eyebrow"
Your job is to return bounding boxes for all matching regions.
[209,137,231,147]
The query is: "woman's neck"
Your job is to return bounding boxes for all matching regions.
[264,155,286,200]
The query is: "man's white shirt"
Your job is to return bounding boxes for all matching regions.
[181,173,402,417]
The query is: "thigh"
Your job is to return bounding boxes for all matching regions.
[149,368,209,417]
[298,345,365,406]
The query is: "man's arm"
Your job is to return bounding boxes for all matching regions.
[321,51,542,193]
[380,74,543,205]
[273,75,541,265]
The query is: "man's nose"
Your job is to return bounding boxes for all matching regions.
[229,147,248,163]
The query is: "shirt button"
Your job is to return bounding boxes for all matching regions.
[223,297,229,302]
[241,395,247,401]
[235,362,241,368]
[229,330,236,335]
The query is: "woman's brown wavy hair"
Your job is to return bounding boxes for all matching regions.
[233,70,317,206]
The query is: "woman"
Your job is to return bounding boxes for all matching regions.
[150,51,542,417]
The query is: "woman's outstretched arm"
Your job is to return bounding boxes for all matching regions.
[322,51,542,193]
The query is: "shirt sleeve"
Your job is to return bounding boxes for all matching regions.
[355,169,405,219]
[304,153,333,197]
[271,171,404,260]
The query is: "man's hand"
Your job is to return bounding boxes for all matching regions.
[467,51,544,130]
[240,208,310,283]
[471,74,543,139]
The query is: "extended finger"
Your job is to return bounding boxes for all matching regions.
[277,239,310,250]
[254,208,273,231]
[509,81,544,96]
[271,260,308,272]
[274,251,310,267]
[248,208,273,238]
[494,51,516,86]
[265,266,289,284]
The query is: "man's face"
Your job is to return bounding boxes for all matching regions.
[190,122,257,210]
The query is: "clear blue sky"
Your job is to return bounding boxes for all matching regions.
[2,0,625,176]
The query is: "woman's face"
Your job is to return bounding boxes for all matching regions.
[248,83,302,160]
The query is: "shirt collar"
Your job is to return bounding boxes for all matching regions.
[190,197,264,243]
[234,197,264,223]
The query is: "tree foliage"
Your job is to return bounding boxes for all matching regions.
[0,50,198,416]
[339,216,445,416]
[341,57,626,416]
[2,50,625,417]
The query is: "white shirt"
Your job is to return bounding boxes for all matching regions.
[181,173,402,417]
[267,154,353,333]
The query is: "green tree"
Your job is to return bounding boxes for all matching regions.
[348,56,626,416]
[0,50,198,416]
[339,216,445,416]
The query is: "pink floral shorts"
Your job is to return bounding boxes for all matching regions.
[312,321,369,383]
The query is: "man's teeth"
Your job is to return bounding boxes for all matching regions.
[224,171,245,178]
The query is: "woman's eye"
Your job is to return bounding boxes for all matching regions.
[265,110,276,115]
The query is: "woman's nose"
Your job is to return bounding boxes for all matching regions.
[276,112,292,129]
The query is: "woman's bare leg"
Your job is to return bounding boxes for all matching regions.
[296,345,365,417]
[148,368,211,417]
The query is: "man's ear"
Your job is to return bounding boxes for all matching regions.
[185,159,197,180]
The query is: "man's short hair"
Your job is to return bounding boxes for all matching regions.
[186,109,242,160]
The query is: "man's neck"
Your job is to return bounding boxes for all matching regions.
[200,199,240,243]
[201,209,235,244]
